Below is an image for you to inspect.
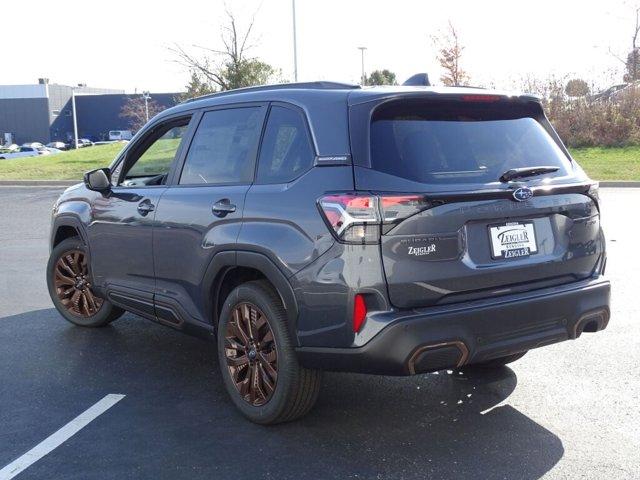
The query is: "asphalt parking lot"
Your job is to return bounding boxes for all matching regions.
[0,186,638,480]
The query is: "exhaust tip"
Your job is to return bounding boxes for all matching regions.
[574,308,610,338]
[407,341,469,375]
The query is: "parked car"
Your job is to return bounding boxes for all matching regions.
[47,79,610,424]
[69,138,93,148]
[588,80,640,103]
[45,147,63,154]
[108,130,133,141]
[0,143,19,152]
[0,145,48,159]
[46,141,68,150]
[21,142,44,149]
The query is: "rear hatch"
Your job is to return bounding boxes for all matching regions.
[349,93,603,308]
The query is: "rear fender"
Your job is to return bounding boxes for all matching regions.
[201,250,300,346]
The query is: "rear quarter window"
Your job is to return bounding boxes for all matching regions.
[370,99,572,185]
[256,106,315,184]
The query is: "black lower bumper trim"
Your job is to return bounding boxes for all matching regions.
[295,278,610,375]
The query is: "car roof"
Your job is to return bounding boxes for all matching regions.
[160,82,539,116]
[151,82,541,156]
[160,82,357,118]
[157,82,360,156]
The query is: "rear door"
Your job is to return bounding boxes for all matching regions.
[351,95,603,308]
[152,104,267,324]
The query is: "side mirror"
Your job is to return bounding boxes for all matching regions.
[84,168,111,192]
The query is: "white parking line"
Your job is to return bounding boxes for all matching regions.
[0,394,125,480]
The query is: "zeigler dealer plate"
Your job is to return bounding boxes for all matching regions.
[489,221,538,259]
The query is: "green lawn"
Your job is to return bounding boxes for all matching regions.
[569,146,640,181]
[0,143,124,180]
[0,143,638,181]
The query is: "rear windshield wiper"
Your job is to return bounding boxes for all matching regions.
[499,166,559,183]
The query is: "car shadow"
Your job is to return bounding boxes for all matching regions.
[0,309,564,480]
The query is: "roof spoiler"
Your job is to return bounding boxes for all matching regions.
[402,73,430,87]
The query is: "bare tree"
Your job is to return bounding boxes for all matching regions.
[432,21,470,86]
[120,96,165,133]
[609,5,640,82]
[170,6,280,96]
[176,70,217,102]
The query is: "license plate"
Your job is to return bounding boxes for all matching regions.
[489,222,537,259]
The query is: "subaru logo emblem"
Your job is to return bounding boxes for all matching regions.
[512,187,533,202]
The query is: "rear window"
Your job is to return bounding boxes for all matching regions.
[370,99,571,185]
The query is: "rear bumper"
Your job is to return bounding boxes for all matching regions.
[295,278,610,375]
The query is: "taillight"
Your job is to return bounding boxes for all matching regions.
[587,182,600,212]
[352,294,367,332]
[379,195,431,232]
[318,194,381,244]
[318,193,432,243]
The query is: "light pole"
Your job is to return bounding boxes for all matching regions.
[142,91,151,122]
[358,46,367,86]
[292,0,298,82]
[71,88,79,149]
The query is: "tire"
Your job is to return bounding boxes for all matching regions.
[217,280,322,425]
[47,237,124,327]
[470,351,527,369]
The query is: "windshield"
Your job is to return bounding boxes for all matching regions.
[370,99,572,185]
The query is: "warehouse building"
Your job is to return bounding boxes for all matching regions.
[75,92,178,141]
[0,79,178,145]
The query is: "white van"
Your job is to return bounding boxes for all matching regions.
[108,130,133,141]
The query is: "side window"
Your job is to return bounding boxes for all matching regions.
[120,117,190,186]
[256,106,315,184]
[179,107,262,185]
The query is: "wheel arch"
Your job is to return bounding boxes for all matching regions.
[203,251,300,346]
[50,215,88,252]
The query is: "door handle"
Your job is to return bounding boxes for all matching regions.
[137,200,155,216]
[212,199,237,217]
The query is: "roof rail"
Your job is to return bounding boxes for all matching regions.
[446,84,487,90]
[183,81,360,103]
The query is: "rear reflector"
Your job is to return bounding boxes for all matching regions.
[353,294,367,332]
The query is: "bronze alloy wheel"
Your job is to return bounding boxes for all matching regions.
[224,302,278,406]
[54,250,103,317]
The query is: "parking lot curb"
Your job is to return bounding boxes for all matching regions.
[598,181,640,187]
[0,180,78,187]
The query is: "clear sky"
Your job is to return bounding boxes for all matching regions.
[2,0,636,93]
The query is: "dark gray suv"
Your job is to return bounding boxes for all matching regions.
[47,79,610,424]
